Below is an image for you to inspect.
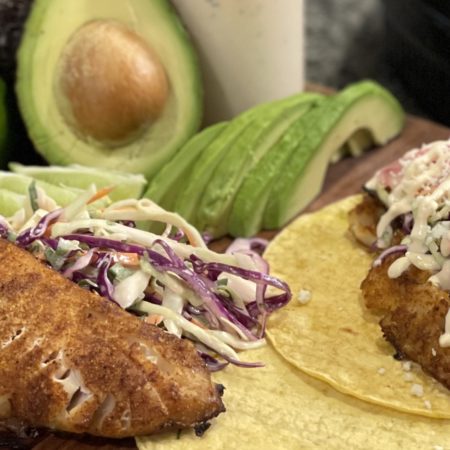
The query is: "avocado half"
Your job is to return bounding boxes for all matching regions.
[16,0,202,178]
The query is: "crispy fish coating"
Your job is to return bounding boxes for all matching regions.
[362,257,450,389]
[361,255,431,314]
[0,239,224,438]
[348,193,385,247]
[381,294,450,390]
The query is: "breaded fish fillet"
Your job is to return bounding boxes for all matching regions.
[0,239,224,438]
[348,193,385,247]
[351,196,450,390]
[361,257,450,390]
[361,255,431,314]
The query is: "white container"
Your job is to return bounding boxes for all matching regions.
[170,0,304,124]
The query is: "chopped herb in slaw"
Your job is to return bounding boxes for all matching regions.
[1,184,291,370]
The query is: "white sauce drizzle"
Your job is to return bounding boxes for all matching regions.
[387,256,410,279]
[438,308,450,348]
[440,230,450,257]
[429,260,450,291]
[368,140,450,348]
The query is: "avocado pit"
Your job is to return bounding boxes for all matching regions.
[56,20,169,146]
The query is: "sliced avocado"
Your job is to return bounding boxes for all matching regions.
[144,121,228,211]
[227,98,324,238]
[197,93,324,237]
[9,163,147,201]
[172,101,278,224]
[175,95,323,227]
[264,80,404,229]
[16,0,202,178]
[330,129,374,163]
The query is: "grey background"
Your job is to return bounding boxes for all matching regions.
[305,0,422,115]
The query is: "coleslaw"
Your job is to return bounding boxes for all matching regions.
[1,182,291,370]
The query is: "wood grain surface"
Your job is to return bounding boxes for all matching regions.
[3,114,450,450]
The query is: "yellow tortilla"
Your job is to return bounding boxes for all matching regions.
[138,196,450,449]
[265,195,450,418]
[137,344,450,450]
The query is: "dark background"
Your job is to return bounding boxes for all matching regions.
[306,0,450,126]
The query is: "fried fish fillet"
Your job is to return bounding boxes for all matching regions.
[360,254,431,314]
[348,193,385,247]
[0,239,224,438]
[352,199,450,390]
[361,257,450,389]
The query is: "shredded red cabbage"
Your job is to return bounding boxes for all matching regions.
[16,209,62,247]
[150,239,258,340]
[402,213,413,234]
[96,253,115,301]
[373,245,407,267]
[0,217,9,239]
[199,352,229,372]
[117,220,136,228]
[226,237,269,255]
[63,248,96,279]
[11,217,292,370]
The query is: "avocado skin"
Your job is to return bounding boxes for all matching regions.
[198,93,324,238]
[263,80,405,229]
[16,0,203,178]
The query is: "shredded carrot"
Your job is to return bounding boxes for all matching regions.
[112,206,135,212]
[144,314,164,325]
[115,252,140,267]
[190,317,208,329]
[88,186,114,204]
[43,225,53,238]
[184,229,199,247]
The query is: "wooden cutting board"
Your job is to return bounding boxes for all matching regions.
[5,114,450,450]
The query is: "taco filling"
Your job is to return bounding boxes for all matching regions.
[351,139,450,391]
[263,141,450,418]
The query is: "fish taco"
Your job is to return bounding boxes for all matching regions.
[265,140,450,419]
[138,141,450,449]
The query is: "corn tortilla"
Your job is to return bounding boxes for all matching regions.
[265,195,450,418]
[137,344,450,449]
[137,196,450,449]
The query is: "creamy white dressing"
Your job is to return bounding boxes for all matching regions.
[440,230,450,257]
[369,140,450,348]
[369,141,450,280]
[438,308,450,348]
[429,260,450,291]
[405,252,440,272]
[375,199,411,248]
[387,256,410,278]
